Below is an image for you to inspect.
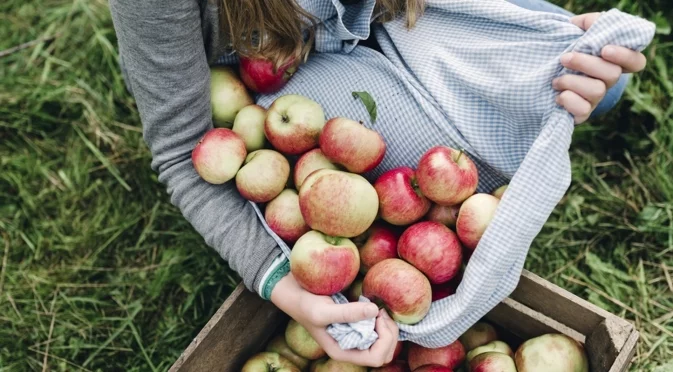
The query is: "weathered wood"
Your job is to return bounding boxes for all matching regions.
[586,318,636,372]
[169,284,284,372]
[608,329,639,372]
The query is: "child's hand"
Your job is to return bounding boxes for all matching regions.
[553,12,647,124]
[271,273,399,367]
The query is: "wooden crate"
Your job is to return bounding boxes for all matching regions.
[169,270,638,372]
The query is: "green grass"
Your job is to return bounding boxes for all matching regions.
[0,0,671,370]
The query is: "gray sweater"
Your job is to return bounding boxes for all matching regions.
[109,0,282,293]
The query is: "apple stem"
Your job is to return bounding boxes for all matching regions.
[324,235,341,245]
[454,149,464,163]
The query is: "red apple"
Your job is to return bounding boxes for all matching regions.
[266,334,310,371]
[232,104,267,152]
[239,56,296,94]
[426,204,460,228]
[466,341,513,363]
[469,352,517,372]
[290,230,359,295]
[371,361,410,372]
[293,149,340,189]
[236,149,290,202]
[242,352,301,372]
[310,359,367,372]
[393,341,404,360]
[346,277,364,302]
[362,259,432,324]
[514,334,589,372]
[192,128,247,184]
[459,322,498,351]
[265,189,310,243]
[353,222,399,273]
[374,167,431,226]
[319,117,386,173]
[456,194,500,251]
[397,222,462,284]
[491,185,508,199]
[265,94,325,155]
[210,66,254,128]
[285,319,326,360]
[416,146,478,206]
[299,169,379,238]
[431,281,456,301]
[408,340,465,371]
[412,365,453,372]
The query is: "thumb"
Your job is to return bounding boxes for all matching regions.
[570,12,601,31]
[315,301,379,326]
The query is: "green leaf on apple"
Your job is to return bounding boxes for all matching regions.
[352,91,377,124]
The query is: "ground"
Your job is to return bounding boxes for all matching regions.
[1,0,671,371]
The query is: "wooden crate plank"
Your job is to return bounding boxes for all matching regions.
[169,284,284,372]
[586,318,637,372]
[608,330,639,372]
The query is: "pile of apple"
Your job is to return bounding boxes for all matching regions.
[242,319,589,372]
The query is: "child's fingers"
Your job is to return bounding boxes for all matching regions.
[601,45,647,73]
[560,52,622,88]
[311,301,379,326]
[556,90,592,124]
[570,13,601,31]
[552,74,606,107]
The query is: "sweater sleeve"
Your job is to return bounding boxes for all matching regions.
[108,0,284,294]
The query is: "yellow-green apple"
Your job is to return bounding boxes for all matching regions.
[265,94,325,155]
[491,185,508,199]
[290,230,359,295]
[398,222,462,284]
[456,194,500,251]
[514,334,589,372]
[426,204,461,228]
[466,341,513,363]
[236,149,290,202]
[265,189,310,243]
[232,104,267,152]
[192,128,247,184]
[412,365,453,372]
[353,222,399,273]
[210,66,253,128]
[362,259,431,324]
[469,352,517,372]
[372,361,410,372]
[293,149,340,189]
[431,281,456,302]
[459,322,498,351]
[285,319,326,360]
[309,359,366,372]
[346,277,364,302]
[299,169,379,238]
[266,334,310,371]
[239,56,296,94]
[416,146,478,206]
[242,352,301,372]
[408,340,465,371]
[374,167,431,226]
[319,117,386,173]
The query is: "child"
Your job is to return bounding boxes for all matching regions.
[109,0,646,367]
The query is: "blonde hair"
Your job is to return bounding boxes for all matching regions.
[219,0,425,68]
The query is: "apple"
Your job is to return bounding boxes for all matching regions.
[290,230,359,295]
[236,149,290,202]
[265,189,310,243]
[319,117,386,173]
[265,94,326,155]
[466,341,513,363]
[242,352,301,372]
[491,185,508,199]
[431,281,456,301]
[393,341,404,360]
[192,128,247,184]
[310,359,367,372]
[408,340,465,371]
[285,319,326,360]
[299,169,379,238]
[353,222,399,273]
[232,104,267,152]
[210,66,254,128]
[362,259,432,324]
[416,146,478,206]
[397,222,462,284]
[239,56,296,94]
[266,334,310,371]
[346,277,364,302]
[374,167,431,226]
[412,365,453,372]
[426,204,461,228]
[459,322,498,351]
[371,361,410,372]
[468,352,517,372]
[456,194,500,251]
[293,149,340,189]
[514,334,589,372]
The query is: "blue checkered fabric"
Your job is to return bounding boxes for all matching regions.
[217,0,655,349]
